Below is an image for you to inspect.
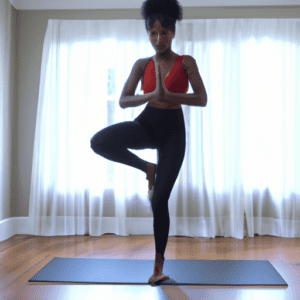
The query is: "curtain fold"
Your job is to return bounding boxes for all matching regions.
[29,18,300,239]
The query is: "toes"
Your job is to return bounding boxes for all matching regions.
[156,275,169,282]
[148,274,169,284]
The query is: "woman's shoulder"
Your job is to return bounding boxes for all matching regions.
[138,56,153,78]
[181,54,195,72]
[139,56,153,68]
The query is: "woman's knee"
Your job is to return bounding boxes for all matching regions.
[90,130,107,153]
[151,188,171,209]
[90,124,126,153]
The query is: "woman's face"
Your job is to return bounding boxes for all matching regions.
[148,20,175,54]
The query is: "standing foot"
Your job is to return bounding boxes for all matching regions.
[148,253,169,284]
[148,273,170,284]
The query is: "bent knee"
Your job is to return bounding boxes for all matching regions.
[90,136,97,149]
[90,135,106,153]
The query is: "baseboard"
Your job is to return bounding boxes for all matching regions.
[0,217,30,243]
[0,216,250,243]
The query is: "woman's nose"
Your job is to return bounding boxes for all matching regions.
[156,35,165,45]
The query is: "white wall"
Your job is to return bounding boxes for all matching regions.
[11,6,300,218]
[0,0,16,222]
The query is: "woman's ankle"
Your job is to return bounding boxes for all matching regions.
[153,253,165,276]
[156,253,164,259]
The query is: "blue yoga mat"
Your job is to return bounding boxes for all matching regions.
[29,258,288,286]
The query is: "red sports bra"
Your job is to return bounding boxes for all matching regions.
[143,55,189,94]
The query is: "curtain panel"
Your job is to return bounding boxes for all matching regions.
[29,18,300,239]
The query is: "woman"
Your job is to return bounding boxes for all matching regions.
[90,0,207,284]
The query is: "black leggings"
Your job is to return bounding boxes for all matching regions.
[90,103,186,260]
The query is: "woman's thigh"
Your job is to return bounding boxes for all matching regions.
[90,121,156,151]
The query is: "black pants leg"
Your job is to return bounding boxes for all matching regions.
[90,120,156,176]
[152,129,186,260]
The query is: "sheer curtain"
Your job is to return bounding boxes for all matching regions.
[29,18,300,239]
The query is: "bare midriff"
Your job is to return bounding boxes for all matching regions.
[148,99,182,109]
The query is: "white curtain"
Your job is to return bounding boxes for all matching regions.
[29,18,300,239]
[0,0,12,221]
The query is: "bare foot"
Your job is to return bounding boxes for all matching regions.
[146,163,156,200]
[148,186,154,201]
[148,273,170,284]
[148,253,169,284]
[146,163,156,190]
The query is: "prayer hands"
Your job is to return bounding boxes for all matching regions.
[151,57,171,103]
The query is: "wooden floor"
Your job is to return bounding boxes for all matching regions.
[0,233,299,300]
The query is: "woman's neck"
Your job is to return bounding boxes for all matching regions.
[155,48,174,62]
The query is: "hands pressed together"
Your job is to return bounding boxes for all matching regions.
[151,57,173,104]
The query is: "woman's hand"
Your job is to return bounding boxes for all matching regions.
[150,57,171,103]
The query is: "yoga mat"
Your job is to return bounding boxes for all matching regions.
[29,258,288,286]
